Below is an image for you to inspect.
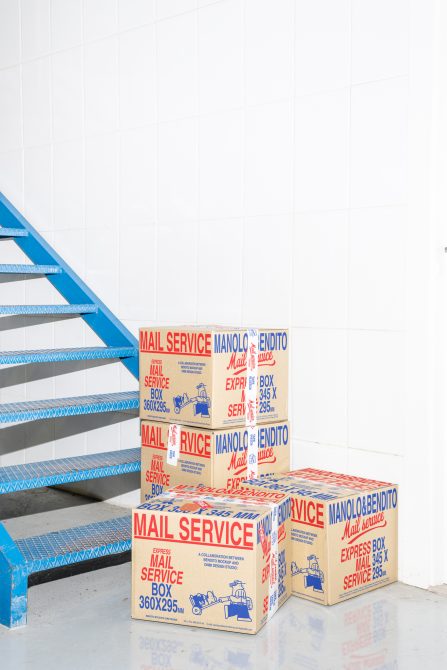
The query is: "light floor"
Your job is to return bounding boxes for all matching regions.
[1,563,447,669]
[1,493,447,669]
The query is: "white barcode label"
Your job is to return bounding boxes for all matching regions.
[167,424,181,466]
[246,426,258,479]
[245,328,258,427]
[268,506,279,621]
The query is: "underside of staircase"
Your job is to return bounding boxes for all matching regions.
[0,192,140,629]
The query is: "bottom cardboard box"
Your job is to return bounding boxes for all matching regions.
[131,487,291,634]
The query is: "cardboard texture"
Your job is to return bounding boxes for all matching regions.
[139,326,289,429]
[240,468,398,605]
[131,487,292,634]
[140,419,291,501]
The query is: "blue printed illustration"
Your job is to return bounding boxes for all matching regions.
[173,383,211,417]
[291,554,325,593]
[190,580,253,622]
[190,644,252,670]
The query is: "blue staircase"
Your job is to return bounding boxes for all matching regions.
[0,192,140,628]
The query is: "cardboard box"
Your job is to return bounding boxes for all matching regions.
[140,419,291,501]
[131,487,292,634]
[139,326,289,428]
[240,468,398,605]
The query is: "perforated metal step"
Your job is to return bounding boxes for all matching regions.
[16,515,131,574]
[0,391,139,423]
[0,516,132,627]
[0,346,137,365]
[0,448,140,494]
[0,227,28,238]
[0,264,61,274]
[0,304,98,315]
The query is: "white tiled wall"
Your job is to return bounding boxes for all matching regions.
[0,0,443,588]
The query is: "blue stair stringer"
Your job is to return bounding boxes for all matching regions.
[0,517,131,628]
[0,191,140,628]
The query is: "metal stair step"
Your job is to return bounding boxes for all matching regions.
[0,516,131,626]
[0,304,98,315]
[0,390,139,423]
[0,227,28,238]
[0,346,137,365]
[0,448,140,494]
[0,263,61,274]
[16,515,132,575]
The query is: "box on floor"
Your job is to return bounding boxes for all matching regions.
[131,486,292,634]
[240,468,398,605]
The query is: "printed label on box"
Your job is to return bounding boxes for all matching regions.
[167,424,181,466]
[139,326,288,429]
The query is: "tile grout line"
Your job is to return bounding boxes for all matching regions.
[195,2,200,325]
[80,0,88,456]
[115,0,123,451]
[346,0,354,469]
[290,0,297,467]
[16,0,26,466]
[48,0,56,461]
[240,0,246,327]
[154,13,160,324]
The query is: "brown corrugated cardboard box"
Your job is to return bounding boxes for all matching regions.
[139,326,288,429]
[131,487,292,634]
[240,468,398,605]
[140,419,290,501]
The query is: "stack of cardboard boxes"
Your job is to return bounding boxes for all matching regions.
[138,326,290,499]
[132,325,398,634]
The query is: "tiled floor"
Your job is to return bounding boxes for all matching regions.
[0,563,446,669]
[1,491,446,669]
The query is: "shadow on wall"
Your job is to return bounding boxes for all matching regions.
[0,357,120,388]
[0,274,46,285]
[0,485,96,521]
[0,314,80,331]
[61,471,140,504]
[0,411,138,459]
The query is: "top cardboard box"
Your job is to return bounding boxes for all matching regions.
[139,326,289,429]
